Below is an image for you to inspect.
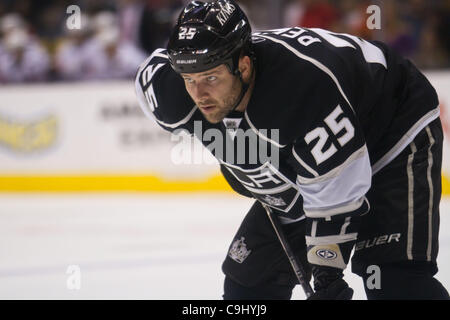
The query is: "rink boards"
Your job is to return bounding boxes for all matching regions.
[0,73,449,194]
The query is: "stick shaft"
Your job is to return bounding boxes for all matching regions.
[262,204,314,298]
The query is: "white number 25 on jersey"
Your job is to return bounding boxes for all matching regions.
[179,27,196,40]
[304,105,354,165]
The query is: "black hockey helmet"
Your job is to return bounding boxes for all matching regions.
[167,0,252,74]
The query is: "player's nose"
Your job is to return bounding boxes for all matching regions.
[191,82,210,101]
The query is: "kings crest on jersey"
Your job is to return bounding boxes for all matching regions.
[135,27,439,222]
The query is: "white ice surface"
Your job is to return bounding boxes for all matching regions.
[0,193,449,300]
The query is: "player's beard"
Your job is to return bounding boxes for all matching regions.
[200,77,242,124]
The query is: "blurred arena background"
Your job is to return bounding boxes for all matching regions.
[0,0,449,299]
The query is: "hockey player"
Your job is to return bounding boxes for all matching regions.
[135,0,449,299]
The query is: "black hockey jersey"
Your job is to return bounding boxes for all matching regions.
[135,27,439,223]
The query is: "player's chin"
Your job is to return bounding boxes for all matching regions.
[202,111,225,124]
[203,115,222,124]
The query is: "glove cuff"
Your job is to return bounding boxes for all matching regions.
[307,243,349,269]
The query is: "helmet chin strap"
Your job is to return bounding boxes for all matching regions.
[228,64,255,114]
[230,72,249,113]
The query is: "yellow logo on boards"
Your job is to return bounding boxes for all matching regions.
[0,115,58,152]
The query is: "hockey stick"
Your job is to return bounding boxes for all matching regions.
[262,203,314,298]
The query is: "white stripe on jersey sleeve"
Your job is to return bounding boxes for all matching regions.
[244,110,287,148]
[305,196,369,218]
[135,69,157,122]
[154,105,198,129]
[134,50,198,129]
[135,49,167,122]
[372,106,440,175]
[296,146,372,218]
[135,48,168,79]
[310,28,387,68]
[309,28,356,49]
[296,145,368,184]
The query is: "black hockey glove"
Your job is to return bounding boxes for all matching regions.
[308,266,353,300]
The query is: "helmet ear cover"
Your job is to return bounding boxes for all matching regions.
[228,40,254,76]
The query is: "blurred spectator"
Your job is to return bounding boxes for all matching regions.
[0,27,50,83]
[54,14,92,81]
[0,13,26,38]
[414,24,448,69]
[296,0,339,30]
[81,22,146,80]
[283,0,304,27]
[0,0,449,84]
[117,0,145,46]
[334,0,373,39]
[55,10,146,81]
[413,9,449,69]
[91,10,118,34]
[383,0,417,57]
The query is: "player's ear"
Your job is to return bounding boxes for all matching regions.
[238,55,252,82]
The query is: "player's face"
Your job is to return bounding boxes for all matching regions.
[181,64,242,123]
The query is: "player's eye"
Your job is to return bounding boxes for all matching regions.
[206,76,217,82]
[184,77,194,84]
